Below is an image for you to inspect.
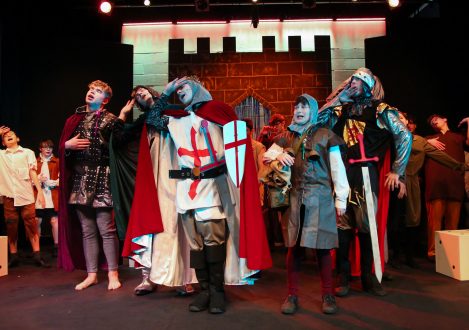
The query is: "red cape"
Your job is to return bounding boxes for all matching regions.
[123,101,272,270]
[57,113,87,271]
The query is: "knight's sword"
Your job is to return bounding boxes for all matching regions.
[349,133,382,283]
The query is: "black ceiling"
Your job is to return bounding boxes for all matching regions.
[71,0,440,22]
[0,0,445,45]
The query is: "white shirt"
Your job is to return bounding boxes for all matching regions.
[0,146,37,206]
[35,155,58,209]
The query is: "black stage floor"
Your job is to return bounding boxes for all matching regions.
[1,248,468,330]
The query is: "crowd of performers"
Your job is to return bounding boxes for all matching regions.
[1,67,468,315]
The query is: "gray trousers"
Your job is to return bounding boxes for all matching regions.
[75,206,119,272]
[180,212,226,251]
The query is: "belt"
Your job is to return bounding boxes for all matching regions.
[169,164,227,180]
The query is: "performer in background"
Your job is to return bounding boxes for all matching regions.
[35,139,60,257]
[0,129,49,268]
[389,112,468,268]
[424,114,469,261]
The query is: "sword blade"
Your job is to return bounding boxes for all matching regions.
[361,166,383,283]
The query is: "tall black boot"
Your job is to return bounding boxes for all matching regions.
[206,244,226,314]
[189,250,210,312]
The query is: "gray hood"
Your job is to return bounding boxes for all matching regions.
[184,79,213,112]
[288,93,319,135]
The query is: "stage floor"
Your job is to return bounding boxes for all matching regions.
[1,248,468,330]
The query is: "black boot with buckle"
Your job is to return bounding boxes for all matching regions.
[189,250,210,312]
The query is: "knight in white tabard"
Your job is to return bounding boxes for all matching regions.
[126,76,272,314]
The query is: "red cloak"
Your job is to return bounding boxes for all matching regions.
[123,100,272,271]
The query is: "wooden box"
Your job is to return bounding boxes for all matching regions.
[435,230,469,281]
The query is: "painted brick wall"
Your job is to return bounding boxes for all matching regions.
[168,35,332,119]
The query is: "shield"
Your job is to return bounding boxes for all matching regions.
[223,120,247,187]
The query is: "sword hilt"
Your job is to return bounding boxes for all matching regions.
[348,133,379,164]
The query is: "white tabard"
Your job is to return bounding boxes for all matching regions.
[167,111,226,221]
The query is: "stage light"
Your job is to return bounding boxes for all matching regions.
[251,3,259,28]
[388,0,400,8]
[195,0,210,12]
[144,0,150,6]
[99,1,112,14]
[252,0,258,3]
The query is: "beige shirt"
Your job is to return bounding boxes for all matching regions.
[0,146,37,206]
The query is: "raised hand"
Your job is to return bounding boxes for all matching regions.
[0,125,10,136]
[458,117,469,127]
[163,77,188,96]
[119,99,135,120]
[338,85,355,103]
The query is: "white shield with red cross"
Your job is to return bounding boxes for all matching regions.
[223,120,247,188]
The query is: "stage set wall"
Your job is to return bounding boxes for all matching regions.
[121,20,386,122]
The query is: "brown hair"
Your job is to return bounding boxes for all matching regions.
[89,80,113,99]
[269,114,285,126]
[131,85,160,111]
[39,139,54,148]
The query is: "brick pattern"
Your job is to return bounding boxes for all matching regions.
[168,35,332,120]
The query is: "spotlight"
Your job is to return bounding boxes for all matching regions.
[195,0,210,12]
[388,0,400,8]
[99,1,113,14]
[144,0,150,6]
[251,3,259,28]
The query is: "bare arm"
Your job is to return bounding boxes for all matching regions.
[458,117,469,146]
[30,168,45,208]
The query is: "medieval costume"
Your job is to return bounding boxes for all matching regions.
[263,94,349,314]
[317,68,412,296]
[125,78,271,314]
[58,107,126,273]
[112,94,197,294]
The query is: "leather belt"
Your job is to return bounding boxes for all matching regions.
[169,164,227,180]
